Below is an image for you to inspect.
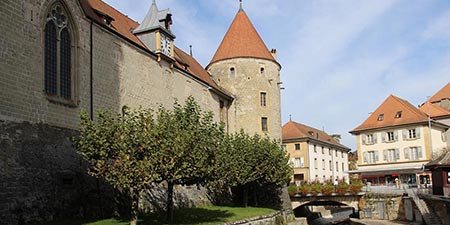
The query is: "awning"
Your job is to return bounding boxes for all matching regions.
[347,162,426,175]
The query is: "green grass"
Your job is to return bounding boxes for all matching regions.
[39,206,277,225]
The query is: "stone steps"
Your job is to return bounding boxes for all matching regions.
[407,189,442,225]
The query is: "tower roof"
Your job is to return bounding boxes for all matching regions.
[208,8,276,67]
[350,95,430,133]
[133,0,173,36]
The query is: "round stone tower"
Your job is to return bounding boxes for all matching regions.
[206,4,282,140]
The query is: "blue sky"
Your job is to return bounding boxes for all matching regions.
[103,0,450,150]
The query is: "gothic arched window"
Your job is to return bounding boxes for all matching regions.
[44,3,75,103]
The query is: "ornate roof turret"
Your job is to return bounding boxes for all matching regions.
[208,5,276,67]
[133,0,174,37]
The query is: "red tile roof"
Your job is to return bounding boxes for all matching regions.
[282,121,350,150]
[429,82,450,103]
[419,101,450,118]
[208,9,277,67]
[78,0,230,98]
[350,95,430,133]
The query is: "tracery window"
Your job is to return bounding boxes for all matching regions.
[44,3,75,103]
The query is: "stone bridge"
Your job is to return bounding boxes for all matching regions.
[291,193,364,210]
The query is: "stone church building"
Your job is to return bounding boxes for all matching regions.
[0,0,282,223]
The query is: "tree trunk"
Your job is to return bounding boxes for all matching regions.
[167,181,175,224]
[130,188,139,225]
[243,184,249,207]
[253,185,258,207]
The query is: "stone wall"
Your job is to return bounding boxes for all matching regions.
[208,58,282,140]
[358,193,404,220]
[0,120,119,225]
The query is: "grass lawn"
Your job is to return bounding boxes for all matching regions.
[40,206,277,225]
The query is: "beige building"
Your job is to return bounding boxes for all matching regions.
[282,121,350,184]
[0,0,281,223]
[350,95,449,185]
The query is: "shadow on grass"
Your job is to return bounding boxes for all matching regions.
[140,208,234,225]
[37,208,234,225]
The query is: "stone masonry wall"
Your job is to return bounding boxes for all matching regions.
[208,58,282,140]
[0,120,120,225]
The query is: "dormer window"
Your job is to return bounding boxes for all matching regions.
[395,111,402,118]
[308,131,314,136]
[378,114,384,121]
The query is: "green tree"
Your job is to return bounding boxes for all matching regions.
[152,97,224,223]
[74,109,158,225]
[214,131,292,207]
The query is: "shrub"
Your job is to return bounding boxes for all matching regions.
[336,181,349,194]
[288,184,298,197]
[298,183,311,196]
[349,180,363,194]
[321,183,334,196]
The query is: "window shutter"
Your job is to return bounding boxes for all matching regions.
[363,152,368,163]
[382,132,386,143]
[394,131,398,141]
[395,148,400,160]
[375,151,379,162]
[418,147,423,158]
[362,135,366,145]
[402,129,407,140]
[383,150,387,161]
[416,127,421,139]
[373,133,378,143]
[404,147,409,160]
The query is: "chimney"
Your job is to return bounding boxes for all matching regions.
[271,49,277,59]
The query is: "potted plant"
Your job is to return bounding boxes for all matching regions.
[349,180,363,194]
[298,182,311,196]
[321,183,334,196]
[336,181,349,195]
[288,184,298,197]
[311,181,322,196]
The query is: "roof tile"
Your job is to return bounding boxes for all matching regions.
[209,9,276,66]
[429,82,450,103]
[350,95,429,133]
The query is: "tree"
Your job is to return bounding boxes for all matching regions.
[152,97,224,223]
[214,131,292,207]
[74,109,158,225]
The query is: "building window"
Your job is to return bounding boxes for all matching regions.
[321,146,324,154]
[410,147,422,160]
[378,114,384,121]
[293,158,304,168]
[336,162,339,172]
[367,134,374,144]
[408,129,416,139]
[260,92,267,107]
[447,172,450,184]
[295,144,300,151]
[387,131,395,142]
[363,151,378,164]
[44,3,75,103]
[329,148,332,155]
[395,111,402,118]
[341,151,344,158]
[230,67,235,77]
[322,159,325,170]
[261,117,268,132]
[260,67,265,75]
[342,162,344,172]
[335,149,338,157]
[329,160,332,171]
[314,158,318,169]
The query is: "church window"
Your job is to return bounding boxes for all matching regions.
[44,3,76,104]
